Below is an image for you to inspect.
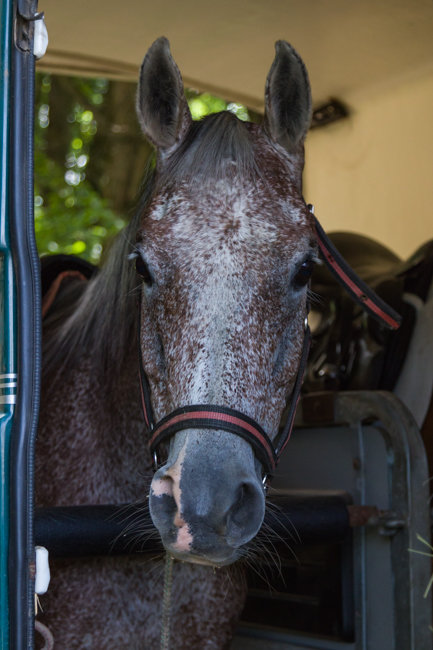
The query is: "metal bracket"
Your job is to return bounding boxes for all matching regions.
[15,0,44,53]
[348,504,406,537]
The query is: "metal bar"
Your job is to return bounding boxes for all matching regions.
[34,493,354,559]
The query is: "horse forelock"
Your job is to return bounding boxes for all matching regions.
[157,112,260,186]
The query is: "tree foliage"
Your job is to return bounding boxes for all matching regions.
[34,73,255,264]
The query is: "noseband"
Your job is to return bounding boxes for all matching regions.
[139,208,401,478]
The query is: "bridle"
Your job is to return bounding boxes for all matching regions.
[138,207,401,479]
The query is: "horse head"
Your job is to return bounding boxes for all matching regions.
[134,37,317,566]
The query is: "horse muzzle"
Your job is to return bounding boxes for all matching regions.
[149,432,266,565]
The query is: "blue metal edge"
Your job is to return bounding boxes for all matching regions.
[0,0,16,647]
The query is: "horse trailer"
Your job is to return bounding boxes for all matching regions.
[1,1,433,648]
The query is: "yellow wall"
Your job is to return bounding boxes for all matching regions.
[304,70,433,259]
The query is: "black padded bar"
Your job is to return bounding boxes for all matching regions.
[35,492,351,558]
[34,504,164,558]
[265,492,351,547]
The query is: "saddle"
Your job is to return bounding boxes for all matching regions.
[41,254,97,319]
[305,233,433,402]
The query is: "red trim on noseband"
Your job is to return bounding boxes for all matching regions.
[151,410,268,447]
[149,406,278,473]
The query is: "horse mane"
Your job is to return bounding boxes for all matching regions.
[42,111,261,383]
[42,164,155,383]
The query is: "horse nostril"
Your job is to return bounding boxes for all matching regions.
[231,484,252,526]
[226,481,265,546]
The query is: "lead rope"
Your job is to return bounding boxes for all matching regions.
[160,553,174,650]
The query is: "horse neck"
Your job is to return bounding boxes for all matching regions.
[36,339,153,507]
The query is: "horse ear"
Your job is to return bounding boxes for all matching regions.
[136,37,192,153]
[264,41,312,152]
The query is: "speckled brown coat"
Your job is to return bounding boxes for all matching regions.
[36,348,247,649]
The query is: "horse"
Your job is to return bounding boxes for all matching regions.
[35,37,316,649]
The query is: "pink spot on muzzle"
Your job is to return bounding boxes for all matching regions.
[172,519,194,552]
[151,479,173,497]
[150,443,194,552]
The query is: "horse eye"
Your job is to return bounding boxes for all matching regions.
[293,259,315,289]
[135,256,153,286]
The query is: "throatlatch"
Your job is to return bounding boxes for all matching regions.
[139,210,401,476]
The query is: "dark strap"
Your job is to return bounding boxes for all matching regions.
[149,405,278,474]
[313,216,401,330]
[136,296,156,432]
[274,324,311,458]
